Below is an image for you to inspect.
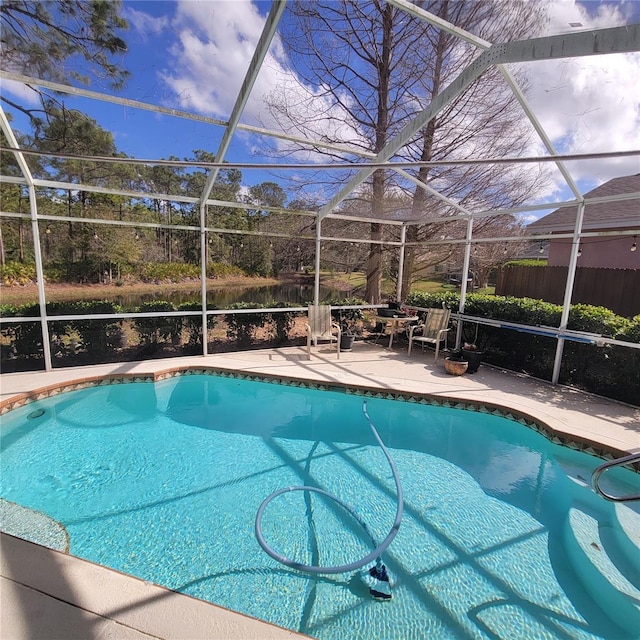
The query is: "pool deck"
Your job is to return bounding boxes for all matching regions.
[1,342,639,639]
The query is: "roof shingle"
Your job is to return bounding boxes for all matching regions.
[528,173,640,232]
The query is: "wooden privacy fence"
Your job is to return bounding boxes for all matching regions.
[496,265,640,318]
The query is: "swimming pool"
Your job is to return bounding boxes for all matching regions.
[1,371,639,639]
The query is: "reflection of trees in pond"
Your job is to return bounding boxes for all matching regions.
[113,283,339,310]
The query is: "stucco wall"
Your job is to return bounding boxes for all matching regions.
[548,234,639,269]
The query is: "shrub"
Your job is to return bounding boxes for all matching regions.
[405,292,638,404]
[567,304,630,336]
[3,302,43,358]
[405,290,461,311]
[0,261,37,286]
[44,261,103,283]
[133,301,182,351]
[562,314,640,406]
[177,302,218,349]
[0,304,19,360]
[329,296,367,335]
[503,259,548,267]
[267,301,302,344]
[207,262,246,278]
[46,301,124,358]
[139,263,200,283]
[225,302,268,347]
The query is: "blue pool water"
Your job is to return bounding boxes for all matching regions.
[1,374,639,640]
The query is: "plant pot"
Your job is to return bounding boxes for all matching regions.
[340,334,355,351]
[444,357,468,376]
[462,349,483,374]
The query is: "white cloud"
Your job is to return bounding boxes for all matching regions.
[0,78,41,107]
[123,7,169,42]
[162,0,267,118]
[521,0,640,192]
[158,0,363,160]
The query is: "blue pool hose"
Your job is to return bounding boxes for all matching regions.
[254,401,404,576]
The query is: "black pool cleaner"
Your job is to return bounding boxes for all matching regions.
[255,401,403,600]
[367,560,392,601]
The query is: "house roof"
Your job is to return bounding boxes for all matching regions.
[528,173,640,233]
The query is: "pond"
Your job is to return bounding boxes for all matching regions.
[109,282,341,310]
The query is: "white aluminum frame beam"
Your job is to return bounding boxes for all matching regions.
[0,70,374,161]
[198,0,286,204]
[455,217,474,348]
[393,168,475,217]
[197,0,286,355]
[552,201,586,384]
[3,144,638,173]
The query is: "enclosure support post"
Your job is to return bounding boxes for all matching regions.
[28,185,52,371]
[456,217,474,349]
[314,217,322,305]
[396,226,407,302]
[0,108,52,370]
[200,202,208,357]
[552,201,586,384]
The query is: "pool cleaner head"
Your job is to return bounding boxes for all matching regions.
[367,561,392,600]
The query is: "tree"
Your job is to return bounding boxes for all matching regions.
[0,0,129,85]
[270,1,428,302]
[267,0,548,302]
[1,1,129,129]
[242,182,288,276]
[398,0,549,298]
[30,105,136,273]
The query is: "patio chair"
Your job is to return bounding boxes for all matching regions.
[306,304,341,360]
[407,305,451,361]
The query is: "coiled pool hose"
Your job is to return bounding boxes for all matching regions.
[255,401,403,597]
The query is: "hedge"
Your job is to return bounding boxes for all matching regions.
[2,294,637,404]
[405,292,638,405]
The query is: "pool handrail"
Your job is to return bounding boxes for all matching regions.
[591,453,640,502]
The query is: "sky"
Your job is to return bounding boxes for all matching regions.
[2,0,640,216]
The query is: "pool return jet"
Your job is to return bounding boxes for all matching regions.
[255,401,404,600]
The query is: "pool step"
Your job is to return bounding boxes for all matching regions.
[562,505,640,636]
[600,502,640,588]
[568,479,640,585]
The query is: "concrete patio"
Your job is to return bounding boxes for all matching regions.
[1,341,639,639]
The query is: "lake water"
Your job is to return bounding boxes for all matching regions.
[112,283,341,310]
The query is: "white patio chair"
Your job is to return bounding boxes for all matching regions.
[407,306,451,361]
[306,304,341,359]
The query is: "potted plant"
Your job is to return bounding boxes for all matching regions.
[444,350,468,375]
[462,342,483,374]
[461,322,485,373]
[340,330,355,351]
[335,303,364,351]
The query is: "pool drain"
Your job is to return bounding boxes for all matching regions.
[27,408,46,419]
[255,400,403,599]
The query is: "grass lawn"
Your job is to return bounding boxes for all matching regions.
[324,271,495,297]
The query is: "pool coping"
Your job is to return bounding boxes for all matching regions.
[1,532,309,640]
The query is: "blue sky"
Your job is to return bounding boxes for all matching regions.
[2,0,639,212]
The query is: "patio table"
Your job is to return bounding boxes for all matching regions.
[375,315,419,349]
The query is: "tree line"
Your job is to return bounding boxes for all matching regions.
[1,0,550,298]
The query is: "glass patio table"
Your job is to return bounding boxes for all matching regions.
[375,314,419,348]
